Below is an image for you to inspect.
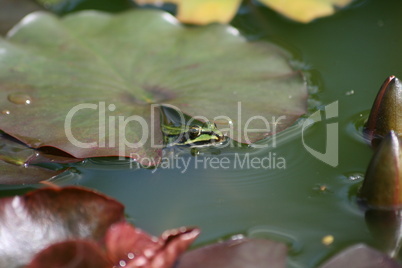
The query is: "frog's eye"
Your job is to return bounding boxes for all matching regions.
[188,126,201,139]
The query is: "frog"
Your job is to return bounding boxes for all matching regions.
[162,121,225,147]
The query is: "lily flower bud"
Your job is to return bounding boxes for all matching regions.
[360,131,402,208]
[365,76,402,145]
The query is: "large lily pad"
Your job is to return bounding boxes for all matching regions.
[0,186,199,268]
[27,222,200,268]
[0,10,307,164]
[0,186,124,267]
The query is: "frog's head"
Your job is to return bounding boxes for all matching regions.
[182,122,225,147]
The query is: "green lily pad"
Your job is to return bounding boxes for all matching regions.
[0,10,307,165]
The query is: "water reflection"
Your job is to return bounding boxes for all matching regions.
[247,225,303,255]
[345,110,370,144]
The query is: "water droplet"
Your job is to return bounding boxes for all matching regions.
[127,252,135,259]
[8,93,32,105]
[345,90,354,96]
[247,225,303,254]
[231,234,245,240]
[346,173,364,181]
[119,260,126,267]
[1,110,10,115]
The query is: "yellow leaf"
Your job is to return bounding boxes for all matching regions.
[258,0,354,23]
[135,0,241,24]
[134,0,354,24]
[177,0,241,24]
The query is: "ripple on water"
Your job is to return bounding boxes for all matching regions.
[345,110,370,144]
[247,225,303,256]
[336,172,365,216]
[80,157,142,170]
[48,168,82,186]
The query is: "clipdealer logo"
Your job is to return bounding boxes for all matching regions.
[302,101,338,167]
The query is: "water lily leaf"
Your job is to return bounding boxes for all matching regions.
[105,222,200,268]
[0,10,306,164]
[0,186,124,267]
[0,186,199,267]
[176,238,287,268]
[0,161,66,184]
[0,132,81,184]
[27,240,112,268]
[319,244,402,268]
[28,224,199,268]
[0,132,73,184]
[135,0,354,24]
[259,0,354,23]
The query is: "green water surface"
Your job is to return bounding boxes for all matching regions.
[3,0,402,267]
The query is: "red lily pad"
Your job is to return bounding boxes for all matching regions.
[319,244,402,268]
[27,223,200,268]
[0,186,199,267]
[0,186,124,267]
[0,10,307,165]
[105,222,200,268]
[27,240,112,268]
[176,237,287,268]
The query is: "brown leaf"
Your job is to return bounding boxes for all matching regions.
[319,244,402,268]
[26,240,112,268]
[176,238,287,268]
[105,222,200,268]
[0,186,124,267]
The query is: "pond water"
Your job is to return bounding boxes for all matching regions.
[2,0,402,267]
